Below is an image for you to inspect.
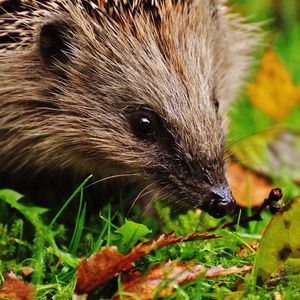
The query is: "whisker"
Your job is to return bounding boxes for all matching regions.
[126,182,156,217]
[84,173,141,189]
[138,186,170,218]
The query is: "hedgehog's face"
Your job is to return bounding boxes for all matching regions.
[35,2,242,218]
[123,103,236,219]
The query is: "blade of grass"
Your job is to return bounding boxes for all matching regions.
[233,209,242,253]
[69,187,86,254]
[91,210,118,254]
[48,175,92,230]
[69,202,87,255]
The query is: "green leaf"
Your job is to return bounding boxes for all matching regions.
[115,219,151,252]
[254,197,300,286]
[0,189,23,203]
[0,189,48,228]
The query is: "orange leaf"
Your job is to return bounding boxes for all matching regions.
[20,267,34,277]
[236,242,258,258]
[0,272,36,300]
[75,246,131,295]
[247,47,300,121]
[115,261,252,300]
[75,232,220,294]
[205,264,252,278]
[227,161,273,207]
[115,261,205,300]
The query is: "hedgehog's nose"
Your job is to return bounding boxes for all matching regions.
[205,185,236,218]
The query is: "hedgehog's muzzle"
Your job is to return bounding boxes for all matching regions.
[204,185,236,218]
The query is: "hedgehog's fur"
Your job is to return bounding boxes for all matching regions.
[0,0,259,217]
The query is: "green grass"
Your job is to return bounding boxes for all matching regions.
[1,185,299,298]
[1,0,300,299]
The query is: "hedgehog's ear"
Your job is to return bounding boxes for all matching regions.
[39,21,72,73]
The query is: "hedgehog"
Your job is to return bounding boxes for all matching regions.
[0,0,259,218]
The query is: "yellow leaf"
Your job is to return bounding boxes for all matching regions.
[247,48,300,121]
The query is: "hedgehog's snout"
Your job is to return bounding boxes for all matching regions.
[205,185,236,218]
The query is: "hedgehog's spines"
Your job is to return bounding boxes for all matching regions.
[0,0,181,52]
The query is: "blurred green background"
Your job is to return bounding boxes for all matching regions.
[231,0,300,82]
[227,0,300,200]
[228,0,300,139]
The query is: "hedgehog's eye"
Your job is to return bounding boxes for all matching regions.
[129,111,159,140]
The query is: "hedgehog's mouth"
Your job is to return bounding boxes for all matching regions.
[162,182,236,219]
[148,163,236,218]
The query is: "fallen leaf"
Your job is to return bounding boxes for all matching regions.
[253,197,300,286]
[115,260,205,300]
[125,232,221,264]
[75,232,220,294]
[236,243,258,258]
[205,265,252,278]
[115,261,252,300]
[75,247,128,295]
[264,258,300,289]
[0,272,36,300]
[227,161,273,207]
[247,47,300,122]
[20,267,34,277]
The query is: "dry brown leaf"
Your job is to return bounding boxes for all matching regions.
[0,272,36,300]
[125,232,221,264]
[115,260,205,300]
[247,47,300,122]
[75,247,130,295]
[75,232,220,294]
[227,161,273,207]
[115,261,252,300]
[236,242,258,258]
[205,265,252,278]
[20,267,33,277]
